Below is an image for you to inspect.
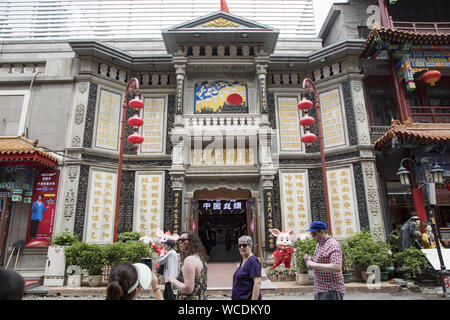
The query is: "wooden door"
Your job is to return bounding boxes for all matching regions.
[0,197,12,266]
[246,198,262,259]
[188,199,199,236]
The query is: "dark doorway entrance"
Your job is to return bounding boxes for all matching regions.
[198,199,246,262]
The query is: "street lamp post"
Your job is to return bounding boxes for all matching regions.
[396,157,448,296]
[298,78,332,235]
[114,77,144,242]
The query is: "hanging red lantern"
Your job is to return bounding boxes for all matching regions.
[299,116,315,127]
[129,98,144,109]
[422,70,441,86]
[297,98,313,110]
[301,132,317,144]
[127,132,144,145]
[127,115,144,127]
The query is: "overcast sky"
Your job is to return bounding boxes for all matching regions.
[313,0,348,35]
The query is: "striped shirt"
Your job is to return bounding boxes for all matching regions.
[312,236,346,294]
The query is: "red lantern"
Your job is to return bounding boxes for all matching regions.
[299,116,315,127]
[297,99,313,110]
[127,132,144,145]
[422,70,441,86]
[301,132,317,144]
[127,115,144,127]
[129,98,144,109]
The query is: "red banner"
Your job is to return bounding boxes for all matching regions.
[25,170,60,247]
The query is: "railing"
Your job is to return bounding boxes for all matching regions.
[389,18,450,34]
[184,114,261,129]
[408,105,450,123]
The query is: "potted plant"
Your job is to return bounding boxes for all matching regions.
[44,232,79,287]
[64,241,89,287]
[345,231,393,282]
[394,248,430,280]
[340,240,353,283]
[78,243,107,287]
[294,237,316,285]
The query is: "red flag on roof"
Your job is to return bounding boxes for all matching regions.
[221,0,230,13]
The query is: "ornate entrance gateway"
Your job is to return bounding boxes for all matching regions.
[187,188,262,261]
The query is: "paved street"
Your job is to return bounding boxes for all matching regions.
[24,287,450,300]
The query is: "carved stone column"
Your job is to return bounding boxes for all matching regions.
[171,175,184,236]
[173,56,187,114]
[256,56,269,113]
[361,162,386,240]
[260,175,276,251]
[55,165,81,234]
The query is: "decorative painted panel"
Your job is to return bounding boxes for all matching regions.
[133,172,165,238]
[277,96,302,151]
[141,97,165,153]
[84,168,117,244]
[280,171,311,235]
[194,81,248,114]
[319,89,346,148]
[326,166,360,240]
[95,89,121,151]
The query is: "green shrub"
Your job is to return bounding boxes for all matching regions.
[346,231,392,271]
[394,248,430,280]
[117,231,142,243]
[104,241,151,266]
[340,240,353,273]
[294,238,317,273]
[64,241,89,267]
[51,232,79,246]
[78,244,107,275]
[388,229,400,253]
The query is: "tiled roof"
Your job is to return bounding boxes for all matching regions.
[361,27,450,58]
[0,135,58,166]
[374,120,450,150]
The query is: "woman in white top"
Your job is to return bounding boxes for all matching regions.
[158,239,179,300]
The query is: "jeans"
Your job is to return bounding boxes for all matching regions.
[314,291,344,300]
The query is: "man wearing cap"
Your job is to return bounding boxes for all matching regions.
[399,214,421,252]
[158,239,179,300]
[303,221,345,300]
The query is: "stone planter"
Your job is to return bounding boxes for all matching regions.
[67,274,82,287]
[381,271,390,281]
[343,272,352,283]
[296,273,312,285]
[86,275,102,287]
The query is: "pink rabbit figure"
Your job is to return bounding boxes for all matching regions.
[269,229,295,270]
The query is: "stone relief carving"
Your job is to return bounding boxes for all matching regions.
[355,102,367,123]
[72,136,81,147]
[64,189,76,221]
[79,82,88,93]
[68,166,79,182]
[74,104,85,125]
[187,180,259,195]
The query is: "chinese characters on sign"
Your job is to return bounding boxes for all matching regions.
[263,189,275,249]
[326,167,359,239]
[95,90,121,150]
[191,148,254,166]
[277,97,302,151]
[134,172,164,238]
[141,97,165,153]
[173,190,181,236]
[85,169,117,244]
[319,89,346,148]
[280,171,311,235]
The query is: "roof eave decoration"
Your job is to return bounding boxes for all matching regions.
[0,135,58,169]
[374,120,450,151]
[361,27,450,92]
[162,11,279,55]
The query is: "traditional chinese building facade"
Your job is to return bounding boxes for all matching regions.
[1,1,389,278]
